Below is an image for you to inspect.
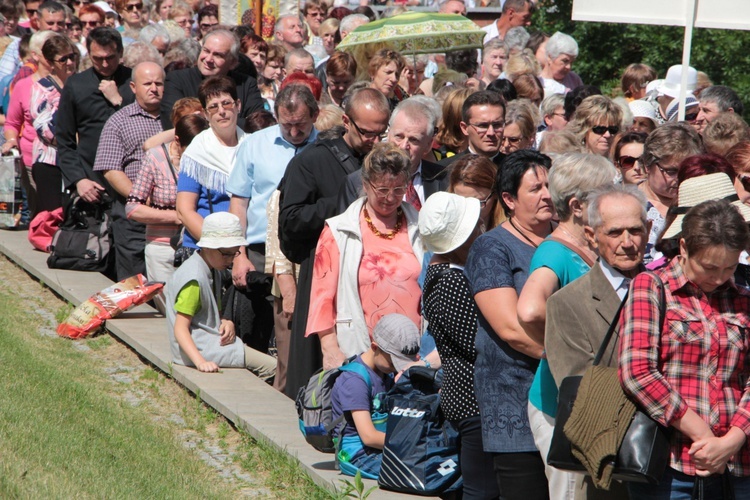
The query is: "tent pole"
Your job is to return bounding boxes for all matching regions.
[678,0,699,121]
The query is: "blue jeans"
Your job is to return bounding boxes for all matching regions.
[627,467,750,499]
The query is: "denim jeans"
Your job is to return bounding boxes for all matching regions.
[627,467,750,499]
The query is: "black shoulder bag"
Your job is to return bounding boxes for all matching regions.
[547,271,671,485]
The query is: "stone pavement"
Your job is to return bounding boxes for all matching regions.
[0,229,428,499]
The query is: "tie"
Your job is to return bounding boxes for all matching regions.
[405,175,421,211]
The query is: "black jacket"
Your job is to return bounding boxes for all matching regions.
[56,65,134,190]
[160,67,265,129]
[336,159,449,214]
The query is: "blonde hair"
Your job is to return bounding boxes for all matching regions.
[504,49,541,82]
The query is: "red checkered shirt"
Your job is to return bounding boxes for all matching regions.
[618,257,750,476]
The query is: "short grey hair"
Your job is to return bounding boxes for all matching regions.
[204,28,240,63]
[390,96,440,138]
[541,93,565,118]
[339,14,369,37]
[549,152,617,221]
[587,183,648,230]
[284,47,314,69]
[483,37,505,63]
[123,40,163,67]
[700,85,744,115]
[139,23,170,46]
[503,27,529,55]
[274,13,301,34]
[545,31,578,60]
[30,30,56,54]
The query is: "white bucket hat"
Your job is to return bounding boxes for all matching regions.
[658,64,697,99]
[418,192,482,254]
[196,212,248,249]
[629,99,657,123]
[662,173,750,240]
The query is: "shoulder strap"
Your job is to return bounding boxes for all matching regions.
[162,143,178,184]
[592,270,666,365]
[323,139,359,175]
[339,362,373,394]
[548,235,596,268]
[422,266,455,302]
[324,362,373,434]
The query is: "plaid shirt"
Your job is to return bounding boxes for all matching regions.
[618,257,750,476]
[93,101,162,182]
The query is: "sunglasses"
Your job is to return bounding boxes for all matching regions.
[618,155,640,170]
[81,20,100,26]
[591,125,619,136]
[125,3,143,10]
[684,112,699,122]
[205,99,236,114]
[53,53,76,63]
[739,174,750,193]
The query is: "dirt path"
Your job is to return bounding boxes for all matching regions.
[0,254,275,497]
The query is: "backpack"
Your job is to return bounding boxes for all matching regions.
[378,366,463,496]
[296,358,373,453]
[47,194,112,272]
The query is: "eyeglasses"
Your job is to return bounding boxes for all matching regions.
[200,22,218,30]
[53,53,76,63]
[618,155,641,170]
[26,9,37,16]
[468,121,504,135]
[218,249,241,258]
[81,20,101,26]
[478,192,495,208]
[551,112,567,119]
[654,160,679,178]
[205,99,236,114]
[501,135,523,146]
[125,2,144,11]
[348,116,386,140]
[368,182,407,199]
[591,125,619,136]
[307,10,325,17]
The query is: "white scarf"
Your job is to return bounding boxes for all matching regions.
[180,126,246,193]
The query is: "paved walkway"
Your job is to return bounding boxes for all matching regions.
[0,229,423,499]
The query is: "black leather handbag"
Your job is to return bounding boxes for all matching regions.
[547,272,671,485]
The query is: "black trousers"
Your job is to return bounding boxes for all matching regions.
[111,198,146,281]
[493,450,549,500]
[456,415,500,500]
[31,162,63,214]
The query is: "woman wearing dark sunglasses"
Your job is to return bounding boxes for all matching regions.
[567,94,622,156]
[610,131,647,185]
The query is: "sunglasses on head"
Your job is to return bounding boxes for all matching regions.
[591,125,619,136]
[618,155,640,170]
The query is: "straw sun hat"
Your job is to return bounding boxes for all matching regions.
[662,173,750,240]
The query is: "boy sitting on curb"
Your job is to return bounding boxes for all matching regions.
[165,212,276,381]
[333,314,421,478]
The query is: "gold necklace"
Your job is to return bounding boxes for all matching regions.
[363,206,403,240]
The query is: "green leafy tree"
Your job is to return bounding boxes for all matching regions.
[534,0,750,118]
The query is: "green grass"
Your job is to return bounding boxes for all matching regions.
[0,290,240,499]
[235,432,334,500]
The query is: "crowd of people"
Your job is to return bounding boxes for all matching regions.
[2,0,750,497]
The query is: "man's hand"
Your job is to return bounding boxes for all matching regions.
[76,178,105,203]
[219,319,236,346]
[196,361,220,372]
[232,252,255,288]
[99,80,123,106]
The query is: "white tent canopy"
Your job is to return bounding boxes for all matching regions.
[572,0,750,120]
